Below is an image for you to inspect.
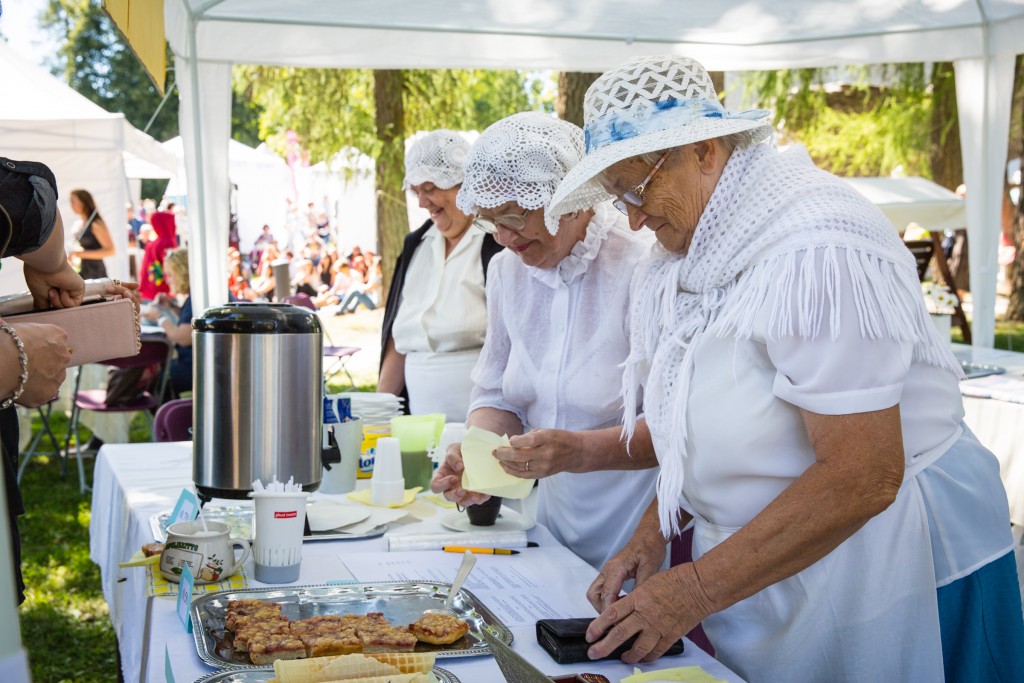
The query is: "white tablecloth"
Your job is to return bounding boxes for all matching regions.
[89,443,743,683]
[953,343,1024,527]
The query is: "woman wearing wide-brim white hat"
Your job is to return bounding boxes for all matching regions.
[430,112,661,571]
[551,56,1023,682]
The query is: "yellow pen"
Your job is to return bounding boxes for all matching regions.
[442,546,520,555]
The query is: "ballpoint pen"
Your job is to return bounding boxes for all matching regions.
[442,546,520,555]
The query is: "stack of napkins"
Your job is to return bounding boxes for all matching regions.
[336,392,405,424]
[461,427,534,499]
[622,666,727,682]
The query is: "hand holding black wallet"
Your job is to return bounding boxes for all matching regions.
[536,617,684,664]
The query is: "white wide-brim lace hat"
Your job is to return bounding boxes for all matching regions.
[548,55,773,218]
[456,112,611,235]
[403,129,472,190]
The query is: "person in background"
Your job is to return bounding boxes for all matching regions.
[290,258,319,297]
[138,210,177,302]
[141,247,193,396]
[377,130,502,421]
[338,255,382,314]
[68,188,114,279]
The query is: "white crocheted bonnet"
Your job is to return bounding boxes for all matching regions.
[403,130,472,190]
[548,55,773,218]
[456,112,611,235]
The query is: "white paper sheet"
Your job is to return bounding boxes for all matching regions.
[339,548,597,627]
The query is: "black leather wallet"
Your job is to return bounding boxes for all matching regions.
[536,617,684,664]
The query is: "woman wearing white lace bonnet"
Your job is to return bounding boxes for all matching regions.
[429,112,661,570]
[378,130,502,424]
[550,56,1023,680]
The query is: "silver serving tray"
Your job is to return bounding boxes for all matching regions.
[149,504,387,543]
[190,581,513,669]
[960,360,1007,380]
[193,665,461,683]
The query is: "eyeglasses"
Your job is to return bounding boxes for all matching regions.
[612,150,671,215]
[473,208,531,234]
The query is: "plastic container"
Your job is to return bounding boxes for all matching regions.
[357,425,390,479]
[370,437,404,506]
[391,414,445,490]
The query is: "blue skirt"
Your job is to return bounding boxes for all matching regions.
[937,550,1024,682]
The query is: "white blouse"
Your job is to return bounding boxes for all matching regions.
[392,226,488,355]
[469,204,660,569]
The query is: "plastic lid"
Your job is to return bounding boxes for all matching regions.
[193,302,322,334]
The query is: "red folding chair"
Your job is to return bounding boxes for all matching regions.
[283,294,361,389]
[63,336,173,493]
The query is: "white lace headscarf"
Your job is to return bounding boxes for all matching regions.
[403,130,472,190]
[550,56,963,540]
[456,112,610,234]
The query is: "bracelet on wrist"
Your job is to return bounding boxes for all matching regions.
[0,322,29,410]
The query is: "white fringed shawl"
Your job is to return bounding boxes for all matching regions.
[621,143,963,539]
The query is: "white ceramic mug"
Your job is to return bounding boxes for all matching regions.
[160,520,251,584]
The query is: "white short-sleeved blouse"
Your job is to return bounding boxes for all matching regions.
[392,226,487,355]
[469,204,660,569]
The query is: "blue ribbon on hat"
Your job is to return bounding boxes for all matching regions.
[584,97,770,153]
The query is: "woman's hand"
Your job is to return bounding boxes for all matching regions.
[494,429,585,479]
[587,525,668,612]
[107,280,141,310]
[585,563,713,664]
[22,261,85,310]
[429,443,491,507]
[9,322,72,407]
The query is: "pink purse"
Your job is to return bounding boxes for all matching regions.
[0,281,141,366]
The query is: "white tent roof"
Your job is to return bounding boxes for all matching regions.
[163,0,1024,347]
[0,39,177,288]
[845,176,966,233]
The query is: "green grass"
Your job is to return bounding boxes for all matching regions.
[951,319,1024,349]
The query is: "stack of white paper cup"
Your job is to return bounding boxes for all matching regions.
[371,437,404,506]
[320,418,362,494]
[252,490,310,583]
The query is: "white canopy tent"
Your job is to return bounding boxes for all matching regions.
[0,39,176,290]
[163,0,1024,347]
[845,176,966,234]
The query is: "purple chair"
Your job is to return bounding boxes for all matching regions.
[284,294,361,389]
[63,336,173,493]
[153,398,194,442]
[670,527,716,656]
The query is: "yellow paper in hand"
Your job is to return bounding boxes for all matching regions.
[460,427,534,499]
[621,665,728,683]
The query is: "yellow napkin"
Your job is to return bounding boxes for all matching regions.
[424,494,457,509]
[347,487,422,508]
[461,427,534,499]
[621,666,727,683]
[146,564,248,597]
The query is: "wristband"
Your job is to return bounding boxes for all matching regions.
[0,321,29,409]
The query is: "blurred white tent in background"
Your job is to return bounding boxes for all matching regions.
[0,39,176,292]
[844,177,966,234]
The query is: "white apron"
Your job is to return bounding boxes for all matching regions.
[404,349,479,422]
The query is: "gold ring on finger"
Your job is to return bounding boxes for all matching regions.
[67,346,74,355]
[526,460,531,472]
[112,278,121,287]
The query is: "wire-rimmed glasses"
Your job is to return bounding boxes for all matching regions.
[612,149,671,215]
[473,208,531,234]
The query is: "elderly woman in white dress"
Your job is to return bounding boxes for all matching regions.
[544,56,1024,682]
[430,112,660,570]
[378,130,502,421]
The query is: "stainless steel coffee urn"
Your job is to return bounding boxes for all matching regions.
[193,303,323,501]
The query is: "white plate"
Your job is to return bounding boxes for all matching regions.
[439,507,536,533]
[306,502,371,531]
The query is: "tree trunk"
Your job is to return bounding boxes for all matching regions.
[373,69,407,296]
[556,72,602,127]
[1006,55,1024,321]
[930,62,963,191]
[709,71,725,103]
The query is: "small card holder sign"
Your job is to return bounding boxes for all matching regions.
[169,488,201,526]
[176,562,195,633]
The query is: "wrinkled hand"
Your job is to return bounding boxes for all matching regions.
[587,529,668,612]
[586,563,712,664]
[429,443,490,507]
[140,305,161,323]
[106,280,141,311]
[22,261,85,310]
[153,292,173,307]
[494,428,581,479]
[10,322,71,407]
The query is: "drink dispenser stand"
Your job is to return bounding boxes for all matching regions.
[192,302,325,504]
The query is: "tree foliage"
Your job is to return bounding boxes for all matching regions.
[743,64,956,187]
[237,65,534,287]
